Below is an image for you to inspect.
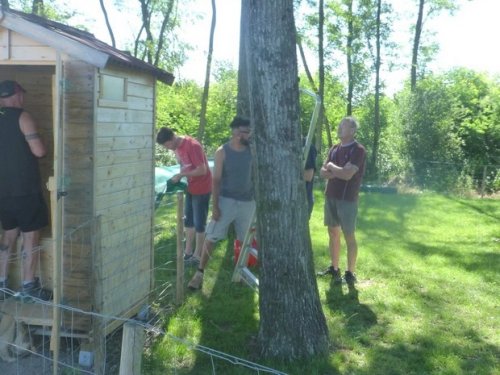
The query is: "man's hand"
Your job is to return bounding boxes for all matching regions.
[171,174,182,183]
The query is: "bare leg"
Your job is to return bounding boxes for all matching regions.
[21,230,40,283]
[193,232,205,259]
[328,225,341,270]
[199,240,215,270]
[0,228,19,280]
[344,231,358,273]
[184,227,195,255]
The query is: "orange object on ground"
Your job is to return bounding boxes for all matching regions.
[234,238,258,267]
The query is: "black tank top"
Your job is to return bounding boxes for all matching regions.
[0,107,42,198]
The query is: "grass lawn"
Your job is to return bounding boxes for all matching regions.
[144,192,499,375]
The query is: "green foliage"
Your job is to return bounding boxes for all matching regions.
[355,94,407,183]
[155,66,239,165]
[8,0,78,22]
[398,75,464,191]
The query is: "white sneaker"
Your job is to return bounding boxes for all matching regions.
[188,271,204,290]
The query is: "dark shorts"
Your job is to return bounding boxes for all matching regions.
[184,192,211,233]
[324,197,358,234]
[0,192,49,232]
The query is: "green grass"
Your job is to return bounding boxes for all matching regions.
[144,192,500,375]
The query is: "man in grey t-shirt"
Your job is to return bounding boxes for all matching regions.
[188,116,255,290]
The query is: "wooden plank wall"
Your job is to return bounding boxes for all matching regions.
[94,65,154,320]
[0,28,56,64]
[61,58,95,332]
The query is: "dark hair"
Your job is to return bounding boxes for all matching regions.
[156,127,175,144]
[229,116,250,129]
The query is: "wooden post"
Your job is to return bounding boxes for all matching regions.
[480,165,487,198]
[176,192,185,304]
[118,322,145,375]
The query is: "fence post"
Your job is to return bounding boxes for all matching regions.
[119,322,145,375]
[176,192,185,304]
[480,165,487,198]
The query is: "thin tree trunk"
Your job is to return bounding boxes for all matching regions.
[237,0,251,117]
[138,0,154,63]
[32,0,43,15]
[246,0,329,360]
[1,0,9,10]
[297,37,332,148]
[197,0,216,142]
[411,0,425,92]
[99,0,116,48]
[346,0,354,115]
[371,0,382,179]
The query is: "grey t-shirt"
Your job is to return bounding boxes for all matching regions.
[220,143,254,201]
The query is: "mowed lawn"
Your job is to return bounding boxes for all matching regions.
[147,192,499,375]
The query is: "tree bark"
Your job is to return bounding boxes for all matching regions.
[411,0,425,92]
[245,0,329,360]
[197,0,216,142]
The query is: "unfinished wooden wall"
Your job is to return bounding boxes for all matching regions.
[94,64,155,322]
[60,58,95,330]
[0,65,55,291]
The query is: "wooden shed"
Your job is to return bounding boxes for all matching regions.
[0,6,173,362]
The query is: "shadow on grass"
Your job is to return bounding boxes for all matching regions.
[447,195,500,221]
[325,282,378,336]
[360,328,500,375]
[189,234,263,374]
[404,240,500,284]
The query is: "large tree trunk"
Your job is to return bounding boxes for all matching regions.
[197,0,216,142]
[371,0,382,178]
[411,0,425,92]
[244,0,329,360]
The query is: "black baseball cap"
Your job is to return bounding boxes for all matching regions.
[0,80,26,98]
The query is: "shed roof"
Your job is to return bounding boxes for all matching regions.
[0,7,175,85]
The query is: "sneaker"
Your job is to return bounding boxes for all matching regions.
[0,279,11,301]
[344,271,357,285]
[317,266,342,282]
[21,277,53,301]
[188,271,204,290]
[184,254,200,266]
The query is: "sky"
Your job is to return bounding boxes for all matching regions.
[57,0,499,93]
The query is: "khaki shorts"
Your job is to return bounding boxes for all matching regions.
[205,196,256,242]
[324,197,358,234]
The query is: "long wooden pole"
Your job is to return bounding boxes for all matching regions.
[176,192,184,304]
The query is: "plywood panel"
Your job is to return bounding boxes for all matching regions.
[94,171,151,195]
[96,108,153,124]
[95,122,153,138]
[95,135,152,151]
[94,149,153,167]
[95,160,152,180]
[95,185,152,210]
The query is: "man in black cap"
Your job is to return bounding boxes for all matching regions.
[0,80,51,300]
